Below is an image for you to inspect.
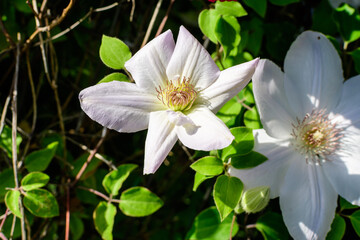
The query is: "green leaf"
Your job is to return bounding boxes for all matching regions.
[193,172,214,192]
[5,190,22,218]
[350,210,360,236]
[93,201,116,240]
[70,215,85,240]
[221,127,254,161]
[256,212,290,240]
[215,1,248,17]
[213,175,243,221]
[190,156,223,176]
[97,72,130,84]
[242,18,264,56]
[24,142,58,172]
[231,151,268,169]
[242,82,255,105]
[243,0,267,18]
[215,15,241,59]
[99,35,132,69]
[119,187,163,217]
[186,207,239,240]
[0,125,22,158]
[198,9,220,43]
[21,172,49,191]
[311,0,337,35]
[102,164,138,196]
[333,3,360,44]
[269,0,299,6]
[339,196,359,210]
[350,48,360,74]
[216,97,242,127]
[326,214,346,240]
[23,189,59,218]
[244,106,262,129]
[0,169,15,202]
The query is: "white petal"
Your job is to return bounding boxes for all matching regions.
[125,30,175,91]
[166,26,220,90]
[280,159,337,240]
[323,126,360,205]
[176,107,234,151]
[252,59,296,139]
[200,58,259,113]
[144,111,178,174]
[284,31,343,117]
[332,75,360,129]
[79,81,164,132]
[229,129,294,198]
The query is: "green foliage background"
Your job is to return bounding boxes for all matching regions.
[1,0,360,239]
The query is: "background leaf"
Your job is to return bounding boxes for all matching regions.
[24,142,58,172]
[231,151,268,169]
[256,212,290,240]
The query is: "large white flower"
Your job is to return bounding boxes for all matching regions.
[79,26,258,174]
[230,31,360,240]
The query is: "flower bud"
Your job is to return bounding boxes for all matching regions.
[241,186,270,213]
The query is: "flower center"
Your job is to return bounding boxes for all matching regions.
[291,109,343,164]
[156,77,197,111]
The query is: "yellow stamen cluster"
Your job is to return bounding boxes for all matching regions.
[291,109,343,164]
[156,77,197,111]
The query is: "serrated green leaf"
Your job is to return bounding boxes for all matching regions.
[231,151,268,169]
[244,106,262,129]
[326,214,346,240]
[0,125,22,158]
[21,172,49,191]
[215,1,247,17]
[190,156,223,176]
[119,187,163,217]
[186,206,239,240]
[243,0,267,18]
[99,35,132,69]
[333,3,360,43]
[97,72,130,84]
[269,0,299,6]
[102,164,137,196]
[221,127,254,161]
[350,210,360,236]
[198,9,220,43]
[215,15,241,59]
[23,189,59,218]
[5,190,22,218]
[24,142,58,172]
[193,172,214,192]
[93,201,116,240]
[213,175,243,221]
[256,212,290,240]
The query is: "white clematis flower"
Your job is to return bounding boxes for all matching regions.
[230,31,360,240]
[328,0,360,8]
[79,26,258,174]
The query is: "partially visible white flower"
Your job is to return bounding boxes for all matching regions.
[230,31,360,240]
[79,26,258,174]
[329,0,360,8]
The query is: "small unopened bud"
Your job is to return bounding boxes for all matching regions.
[241,186,270,213]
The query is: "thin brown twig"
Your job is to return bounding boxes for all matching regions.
[0,233,8,240]
[11,33,26,240]
[0,19,15,47]
[229,214,236,240]
[78,186,121,203]
[0,209,9,231]
[0,94,11,135]
[155,0,175,37]
[141,0,163,48]
[128,0,136,22]
[71,129,107,186]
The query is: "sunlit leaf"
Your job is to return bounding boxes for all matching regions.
[190,156,223,176]
[213,175,243,221]
[198,9,220,43]
[21,172,50,191]
[5,190,22,218]
[193,172,214,192]
[97,72,130,84]
[215,1,247,17]
[221,127,254,161]
[119,187,163,217]
[99,35,132,69]
[231,151,268,169]
[244,106,262,129]
[102,164,137,196]
[326,214,346,240]
[94,201,116,240]
[215,15,241,59]
[333,3,360,43]
[23,189,59,218]
[24,142,58,172]
[0,125,22,158]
